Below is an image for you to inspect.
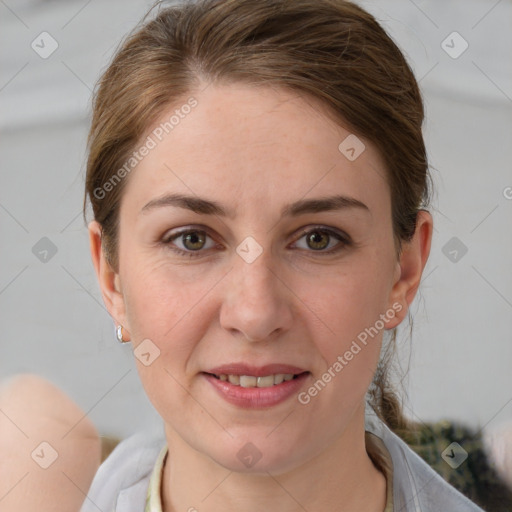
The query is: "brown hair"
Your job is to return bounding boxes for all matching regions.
[83,0,431,437]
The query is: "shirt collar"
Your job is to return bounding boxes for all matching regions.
[144,432,394,511]
[145,444,168,512]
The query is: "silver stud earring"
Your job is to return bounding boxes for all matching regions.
[116,325,128,343]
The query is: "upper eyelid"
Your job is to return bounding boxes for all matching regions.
[163,225,218,243]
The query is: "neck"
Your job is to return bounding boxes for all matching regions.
[161,405,387,512]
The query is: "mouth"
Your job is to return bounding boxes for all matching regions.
[201,364,311,408]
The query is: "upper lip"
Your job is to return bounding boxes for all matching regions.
[205,363,308,377]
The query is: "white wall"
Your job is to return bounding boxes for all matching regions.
[1,0,511,439]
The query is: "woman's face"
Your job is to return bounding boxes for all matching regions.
[91,83,425,473]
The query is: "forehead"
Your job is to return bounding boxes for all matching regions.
[121,83,390,219]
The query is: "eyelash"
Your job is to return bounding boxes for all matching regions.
[161,225,351,259]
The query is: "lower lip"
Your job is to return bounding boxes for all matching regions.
[203,372,310,409]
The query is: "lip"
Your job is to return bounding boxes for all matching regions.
[202,367,310,409]
[206,363,307,377]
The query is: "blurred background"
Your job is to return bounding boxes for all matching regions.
[0,0,511,447]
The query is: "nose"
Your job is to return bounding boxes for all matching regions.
[219,248,294,343]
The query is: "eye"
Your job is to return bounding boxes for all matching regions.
[292,226,350,254]
[162,228,218,257]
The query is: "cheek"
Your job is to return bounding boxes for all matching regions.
[300,273,387,417]
[120,260,219,416]
[306,263,393,347]
[299,257,394,403]
[121,255,219,351]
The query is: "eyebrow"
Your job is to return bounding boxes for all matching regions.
[139,193,370,219]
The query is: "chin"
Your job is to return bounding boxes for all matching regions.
[204,434,312,476]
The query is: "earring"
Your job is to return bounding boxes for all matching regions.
[116,325,129,343]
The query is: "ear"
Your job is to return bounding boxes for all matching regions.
[386,210,433,329]
[88,220,131,341]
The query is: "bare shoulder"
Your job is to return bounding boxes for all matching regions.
[0,374,101,512]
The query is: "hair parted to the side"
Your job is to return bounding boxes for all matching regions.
[83,0,431,438]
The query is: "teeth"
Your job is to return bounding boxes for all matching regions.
[228,375,240,385]
[257,375,275,388]
[217,373,297,387]
[240,375,257,388]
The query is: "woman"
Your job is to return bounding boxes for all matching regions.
[81,0,484,510]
